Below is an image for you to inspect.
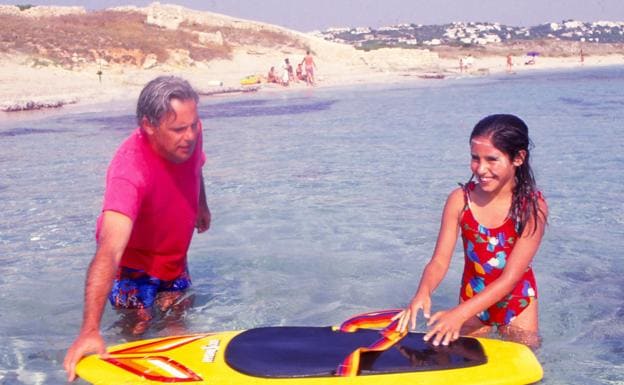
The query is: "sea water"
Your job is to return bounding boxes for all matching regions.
[1,66,623,384]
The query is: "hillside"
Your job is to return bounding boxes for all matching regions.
[0,3,444,72]
[4,3,622,71]
[0,3,314,68]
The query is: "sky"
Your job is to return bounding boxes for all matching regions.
[20,0,624,32]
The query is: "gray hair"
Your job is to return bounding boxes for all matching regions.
[136,76,199,127]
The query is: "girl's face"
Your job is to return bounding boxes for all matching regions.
[470,135,524,194]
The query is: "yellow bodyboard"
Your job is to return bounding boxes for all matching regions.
[76,328,542,385]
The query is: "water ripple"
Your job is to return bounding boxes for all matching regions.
[1,66,623,385]
[0,127,65,137]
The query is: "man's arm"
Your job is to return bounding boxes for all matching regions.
[196,173,211,233]
[63,211,132,381]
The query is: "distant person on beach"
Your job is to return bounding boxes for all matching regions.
[282,58,293,86]
[524,54,536,65]
[464,54,474,69]
[506,54,513,72]
[296,63,305,82]
[394,114,548,349]
[267,66,279,83]
[287,59,295,82]
[63,75,211,381]
[580,48,585,64]
[301,50,317,85]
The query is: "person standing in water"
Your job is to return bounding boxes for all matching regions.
[64,76,211,381]
[395,114,548,348]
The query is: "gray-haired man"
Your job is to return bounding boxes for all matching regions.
[64,76,211,381]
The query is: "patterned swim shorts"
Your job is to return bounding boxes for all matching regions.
[108,266,191,309]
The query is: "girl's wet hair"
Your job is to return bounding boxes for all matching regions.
[469,114,545,235]
[136,76,198,127]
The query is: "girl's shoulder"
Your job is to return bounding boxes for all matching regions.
[535,190,547,203]
[448,181,475,204]
[527,189,549,219]
[448,186,465,200]
[445,186,468,213]
[536,192,549,219]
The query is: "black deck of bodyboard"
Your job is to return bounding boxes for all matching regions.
[225,326,487,378]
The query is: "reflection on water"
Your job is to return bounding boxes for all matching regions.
[0,66,623,384]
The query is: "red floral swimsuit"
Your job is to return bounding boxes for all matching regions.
[459,182,538,327]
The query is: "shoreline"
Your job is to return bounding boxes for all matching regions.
[2,2,623,118]
[1,52,623,122]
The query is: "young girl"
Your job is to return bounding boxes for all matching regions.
[395,114,548,348]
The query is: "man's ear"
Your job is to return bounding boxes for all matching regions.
[141,116,157,135]
[513,150,526,167]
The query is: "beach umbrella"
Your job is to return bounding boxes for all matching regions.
[527,51,540,57]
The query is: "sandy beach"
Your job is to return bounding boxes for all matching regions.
[1,3,624,115]
[3,50,622,115]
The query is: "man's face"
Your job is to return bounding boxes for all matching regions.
[144,98,199,164]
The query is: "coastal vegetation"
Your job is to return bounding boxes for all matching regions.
[15,4,33,11]
[0,11,228,65]
[0,6,309,69]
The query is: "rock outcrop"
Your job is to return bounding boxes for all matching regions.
[0,4,85,17]
[0,2,440,73]
[0,98,77,112]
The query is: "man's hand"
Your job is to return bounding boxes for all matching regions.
[196,204,211,233]
[63,329,107,381]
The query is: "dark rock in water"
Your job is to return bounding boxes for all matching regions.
[418,73,446,79]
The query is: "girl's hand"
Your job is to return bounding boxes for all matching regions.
[393,293,432,332]
[424,308,467,346]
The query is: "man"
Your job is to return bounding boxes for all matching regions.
[63,76,211,381]
[301,50,317,86]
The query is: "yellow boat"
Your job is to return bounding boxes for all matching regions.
[76,310,543,385]
[240,75,261,85]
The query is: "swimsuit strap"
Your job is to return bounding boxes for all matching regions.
[460,181,476,211]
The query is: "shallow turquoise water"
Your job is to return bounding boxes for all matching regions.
[1,66,623,384]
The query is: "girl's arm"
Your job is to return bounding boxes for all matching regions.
[424,198,548,346]
[396,188,464,331]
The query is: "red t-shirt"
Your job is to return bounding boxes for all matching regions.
[96,126,206,280]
